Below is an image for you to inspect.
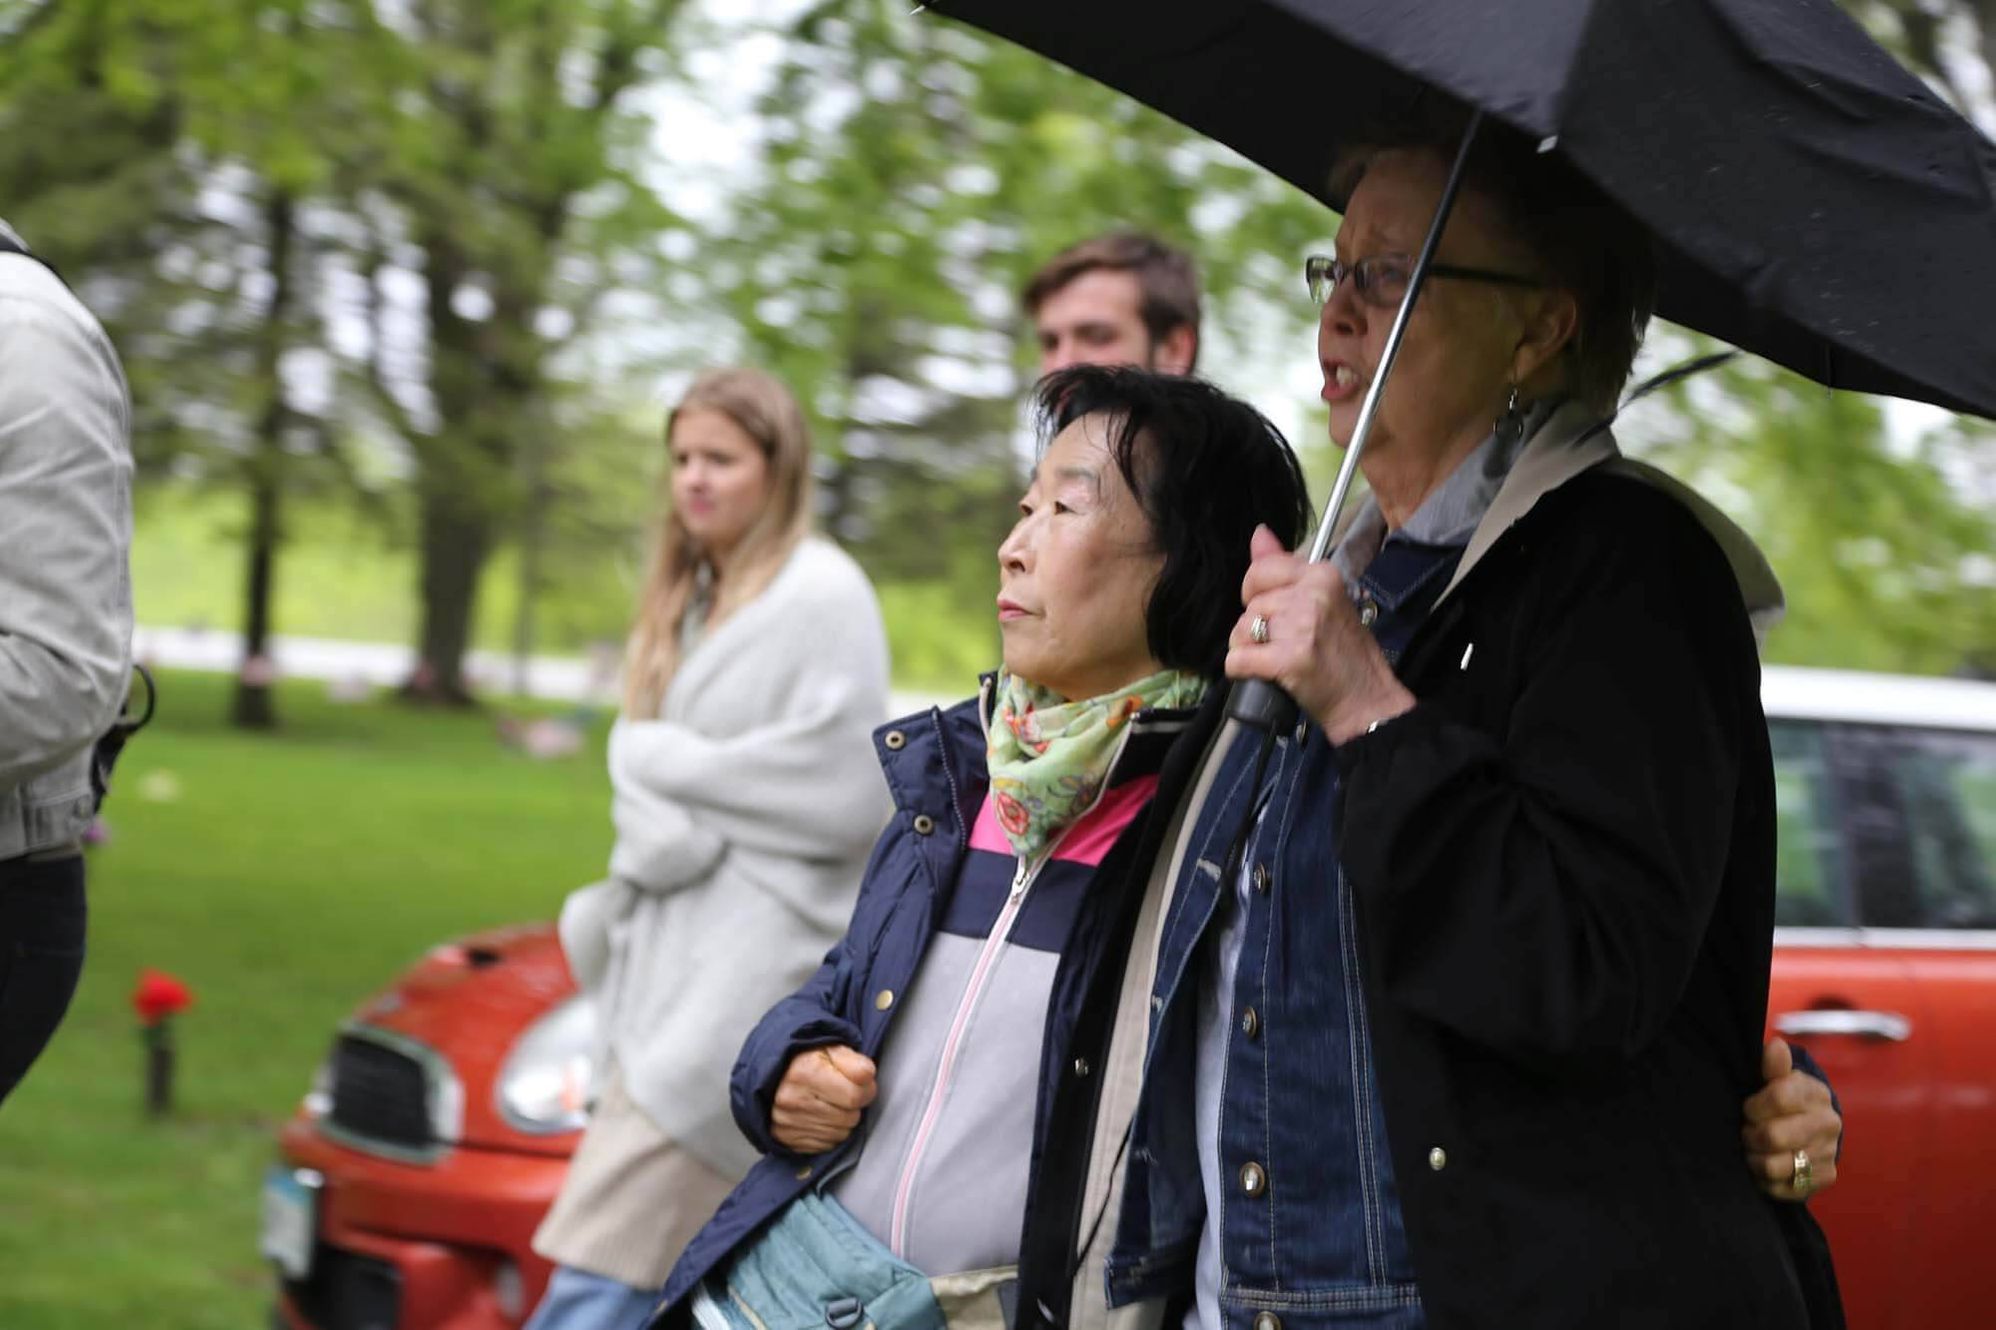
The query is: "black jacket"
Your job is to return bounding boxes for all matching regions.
[1331,469,1835,1327]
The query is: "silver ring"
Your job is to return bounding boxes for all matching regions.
[1792,1148,1814,1196]
[1249,614,1270,646]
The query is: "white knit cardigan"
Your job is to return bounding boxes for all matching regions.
[559,535,892,1177]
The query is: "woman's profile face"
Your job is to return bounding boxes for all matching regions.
[1319,150,1546,459]
[995,414,1166,702]
[669,407,773,563]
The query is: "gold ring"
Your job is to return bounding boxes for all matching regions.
[1250,614,1271,645]
[1792,1147,1814,1196]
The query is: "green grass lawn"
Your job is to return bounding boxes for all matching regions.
[0,672,614,1329]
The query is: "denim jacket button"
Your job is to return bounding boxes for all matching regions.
[1073,1056,1092,1078]
[1253,1313,1283,1330]
[1240,1006,1261,1041]
[875,989,895,1011]
[1358,598,1379,627]
[1239,1161,1267,1196]
[883,730,907,751]
[912,814,936,835]
[1429,1146,1448,1171]
[1251,863,1271,894]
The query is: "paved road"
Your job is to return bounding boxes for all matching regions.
[135,625,953,714]
[136,625,616,703]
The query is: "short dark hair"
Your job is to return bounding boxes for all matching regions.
[1034,366,1313,681]
[1333,122,1657,413]
[1021,230,1203,366]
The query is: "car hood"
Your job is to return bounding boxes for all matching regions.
[344,922,582,1156]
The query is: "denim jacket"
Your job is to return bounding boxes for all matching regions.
[0,239,134,860]
[1104,541,1462,1330]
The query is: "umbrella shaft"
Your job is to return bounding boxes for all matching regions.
[1305,111,1486,565]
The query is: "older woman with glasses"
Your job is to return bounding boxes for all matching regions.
[1028,129,1846,1330]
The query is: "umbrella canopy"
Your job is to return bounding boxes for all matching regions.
[928,0,1996,420]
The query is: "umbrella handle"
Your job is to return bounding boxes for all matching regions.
[1228,678,1300,734]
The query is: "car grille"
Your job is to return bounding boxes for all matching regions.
[283,1246,400,1330]
[328,1034,432,1153]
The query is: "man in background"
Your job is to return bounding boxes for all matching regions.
[1023,229,1201,377]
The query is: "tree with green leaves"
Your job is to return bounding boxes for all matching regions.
[0,0,372,727]
[1631,351,1996,677]
[332,0,693,703]
[3,0,704,710]
[699,0,1330,681]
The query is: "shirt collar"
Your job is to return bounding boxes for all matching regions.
[1330,399,1558,582]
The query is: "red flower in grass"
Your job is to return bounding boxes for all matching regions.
[132,969,193,1027]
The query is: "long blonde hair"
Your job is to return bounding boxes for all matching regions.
[624,367,815,715]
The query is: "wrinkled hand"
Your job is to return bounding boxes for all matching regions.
[1226,526,1415,743]
[771,1044,877,1155]
[1743,1037,1842,1202]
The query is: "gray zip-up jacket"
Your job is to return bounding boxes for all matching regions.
[0,230,134,860]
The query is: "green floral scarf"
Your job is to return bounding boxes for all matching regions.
[986,667,1208,862]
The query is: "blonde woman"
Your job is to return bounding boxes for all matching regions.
[527,368,892,1330]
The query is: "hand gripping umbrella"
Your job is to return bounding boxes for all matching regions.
[926,0,1996,728]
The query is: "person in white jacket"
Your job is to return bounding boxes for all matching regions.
[527,367,891,1330]
[0,221,133,1107]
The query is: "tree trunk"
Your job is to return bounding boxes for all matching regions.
[399,222,500,707]
[511,525,540,698]
[230,188,295,730]
[403,485,490,706]
[511,417,550,698]
[230,469,281,728]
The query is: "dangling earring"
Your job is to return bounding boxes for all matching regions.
[1494,384,1526,447]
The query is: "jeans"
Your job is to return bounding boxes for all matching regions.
[527,1266,665,1330]
[0,853,86,1107]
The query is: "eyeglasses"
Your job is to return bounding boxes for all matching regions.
[1305,254,1545,309]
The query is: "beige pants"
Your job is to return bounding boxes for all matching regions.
[533,1066,739,1288]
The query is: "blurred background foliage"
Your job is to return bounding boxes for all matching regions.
[3,0,1988,718]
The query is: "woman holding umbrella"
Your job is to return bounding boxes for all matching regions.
[1047,131,1843,1330]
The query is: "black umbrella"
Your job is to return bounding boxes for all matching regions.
[926,0,1996,421]
[928,0,1996,729]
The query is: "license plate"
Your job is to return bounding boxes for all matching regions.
[260,1166,320,1281]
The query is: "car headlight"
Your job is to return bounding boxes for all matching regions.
[496,996,596,1134]
[303,1057,333,1118]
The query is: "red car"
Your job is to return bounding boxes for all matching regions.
[266,666,1996,1329]
[1763,667,1996,1329]
[263,926,586,1330]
